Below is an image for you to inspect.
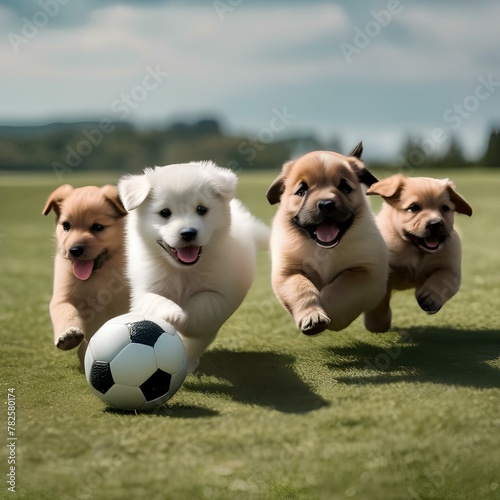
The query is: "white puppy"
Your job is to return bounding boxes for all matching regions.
[118,161,269,372]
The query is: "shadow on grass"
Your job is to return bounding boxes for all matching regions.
[327,327,500,388]
[105,405,220,418]
[184,350,329,414]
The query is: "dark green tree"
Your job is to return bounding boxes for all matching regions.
[435,135,467,168]
[482,128,500,167]
[398,136,429,174]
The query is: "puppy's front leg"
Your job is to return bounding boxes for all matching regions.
[134,292,231,372]
[132,292,187,331]
[364,290,392,333]
[50,301,85,350]
[321,269,384,331]
[273,272,330,335]
[179,291,236,372]
[416,269,460,314]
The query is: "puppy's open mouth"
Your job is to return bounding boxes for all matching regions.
[157,240,202,265]
[405,232,446,254]
[71,250,107,280]
[295,217,353,249]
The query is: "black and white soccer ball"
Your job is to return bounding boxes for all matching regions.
[84,313,188,411]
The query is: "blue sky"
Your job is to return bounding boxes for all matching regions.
[1,0,499,160]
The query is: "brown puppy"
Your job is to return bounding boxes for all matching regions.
[365,174,473,332]
[266,143,389,336]
[43,184,129,362]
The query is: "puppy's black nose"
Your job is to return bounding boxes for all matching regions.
[180,227,198,242]
[426,219,443,233]
[69,245,85,257]
[317,200,336,214]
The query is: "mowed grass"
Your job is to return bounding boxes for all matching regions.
[1,168,500,500]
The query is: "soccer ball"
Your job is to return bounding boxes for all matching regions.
[84,313,188,411]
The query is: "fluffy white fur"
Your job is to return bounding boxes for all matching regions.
[118,161,269,372]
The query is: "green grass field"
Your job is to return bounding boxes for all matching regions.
[1,169,500,500]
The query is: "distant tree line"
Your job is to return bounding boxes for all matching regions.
[395,129,500,171]
[0,119,499,175]
[0,119,320,175]
[482,129,500,167]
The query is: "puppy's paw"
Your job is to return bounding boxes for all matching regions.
[298,309,331,336]
[416,293,442,314]
[163,309,188,332]
[56,327,84,350]
[364,317,391,333]
[187,357,200,374]
[364,309,392,333]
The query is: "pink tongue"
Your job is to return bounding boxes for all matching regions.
[176,246,201,264]
[73,260,94,280]
[316,222,340,243]
[424,237,440,249]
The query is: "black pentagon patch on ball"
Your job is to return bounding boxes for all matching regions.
[91,361,114,394]
[140,369,172,402]
[128,320,165,347]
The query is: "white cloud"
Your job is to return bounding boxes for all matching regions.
[2,3,347,80]
[0,2,349,121]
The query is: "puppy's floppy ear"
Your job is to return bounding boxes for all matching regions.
[205,162,237,201]
[266,173,286,205]
[42,184,74,218]
[348,141,363,159]
[366,174,405,201]
[445,180,473,216]
[118,171,152,211]
[100,184,128,217]
[266,160,295,205]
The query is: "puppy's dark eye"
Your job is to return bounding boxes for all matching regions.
[62,221,71,232]
[339,179,353,194]
[442,205,450,213]
[91,223,105,232]
[159,208,171,218]
[197,206,208,216]
[407,203,421,213]
[295,182,308,197]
